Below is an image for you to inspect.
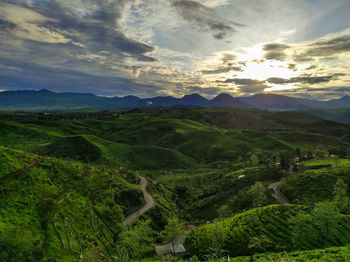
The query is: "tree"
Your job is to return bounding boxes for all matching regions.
[347,147,350,158]
[250,154,259,166]
[279,151,294,171]
[289,201,342,249]
[315,147,329,158]
[312,201,341,245]
[288,211,316,249]
[247,182,269,208]
[121,219,155,262]
[160,217,184,260]
[218,204,231,218]
[333,178,349,214]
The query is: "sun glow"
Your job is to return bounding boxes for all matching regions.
[236,60,298,81]
[264,83,298,92]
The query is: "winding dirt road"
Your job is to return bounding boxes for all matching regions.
[123,176,154,226]
[1,158,42,181]
[267,181,290,204]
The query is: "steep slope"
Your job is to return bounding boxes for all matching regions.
[0,146,144,261]
[41,135,103,163]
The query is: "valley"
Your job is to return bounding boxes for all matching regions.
[1,107,350,261]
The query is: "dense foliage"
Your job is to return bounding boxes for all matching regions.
[0,147,144,261]
[185,204,350,258]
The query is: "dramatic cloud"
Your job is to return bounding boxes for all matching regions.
[267,74,345,85]
[220,78,263,85]
[304,33,350,57]
[0,0,349,99]
[172,0,244,40]
[0,3,77,45]
[201,66,242,74]
[263,43,290,61]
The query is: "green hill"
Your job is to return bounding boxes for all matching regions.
[0,146,144,261]
[280,158,350,204]
[84,135,196,169]
[145,107,350,141]
[41,135,103,163]
[230,245,350,261]
[0,110,349,170]
[185,204,350,258]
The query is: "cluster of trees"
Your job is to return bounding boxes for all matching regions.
[0,111,122,121]
[218,182,271,219]
[289,178,350,249]
[115,218,185,262]
[245,146,345,172]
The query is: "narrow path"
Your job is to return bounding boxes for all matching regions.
[123,176,154,226]
[267,180,290,204]
[0,158,42,181]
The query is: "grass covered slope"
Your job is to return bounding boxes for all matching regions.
[0,111,349,169]
[0,146,144,261]
[84,135,195,169]
[0,146,38,178]
[185,204,350,258]
[280,158,350,204]
[230,245,350,262]
[41,135,103,163]
[148,107,350,140]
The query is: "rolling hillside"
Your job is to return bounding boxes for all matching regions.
[186,204,350,258]
[0,111,349,170]
[0,146,144,261]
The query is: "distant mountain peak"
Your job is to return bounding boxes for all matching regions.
[339,95,350,100]
[213,93,234,98]
[1,89,349,110]
[183,93,203,98]
[38,89,54,93]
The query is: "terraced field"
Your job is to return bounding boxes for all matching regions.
[186,204,350,258]
[0,146,144,261]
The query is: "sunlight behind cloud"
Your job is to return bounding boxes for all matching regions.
[237,60,298,81]
[264,83,298,92]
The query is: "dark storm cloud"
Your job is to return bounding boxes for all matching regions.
[172,0,245,40]
[304,33,350,57]
[267,74,345,85]
[262,43,290,61]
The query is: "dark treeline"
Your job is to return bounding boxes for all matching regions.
[0,110,125,121]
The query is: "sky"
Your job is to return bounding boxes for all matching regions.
[0,0,350,99]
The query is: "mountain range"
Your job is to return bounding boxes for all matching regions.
[0,89,349,111]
